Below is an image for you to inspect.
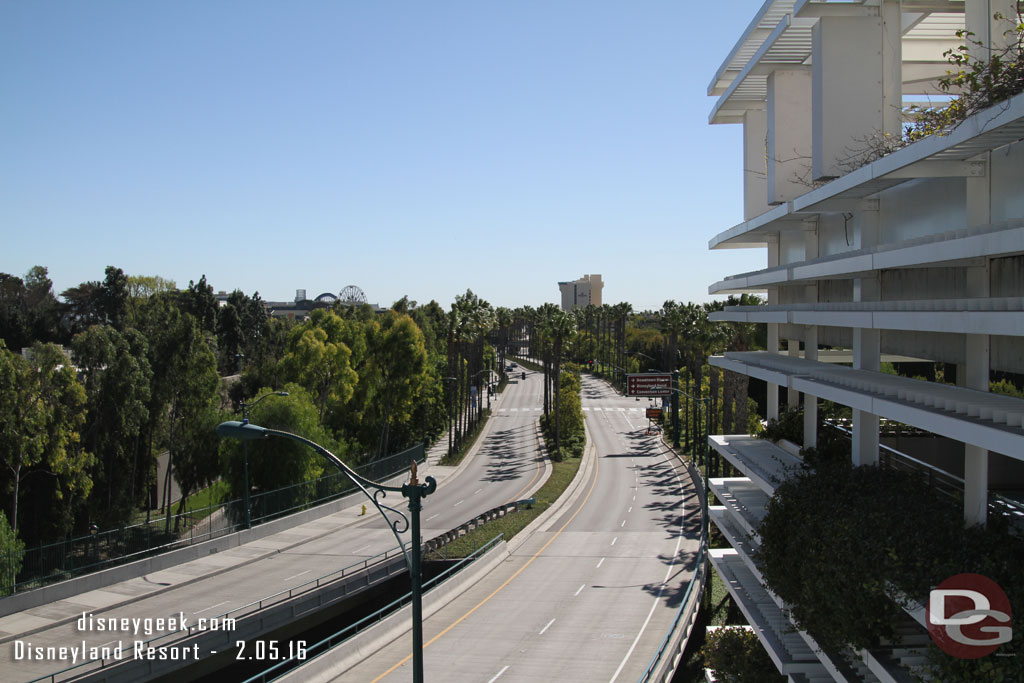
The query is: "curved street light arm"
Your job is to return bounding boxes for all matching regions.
[216,421,436,567]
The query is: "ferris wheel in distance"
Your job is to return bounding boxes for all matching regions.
[339,285,367,305]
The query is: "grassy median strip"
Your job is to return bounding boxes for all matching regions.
[426,454,582,560]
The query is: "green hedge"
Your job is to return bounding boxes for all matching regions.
[701,627,784,683]
[755,461,1024,680]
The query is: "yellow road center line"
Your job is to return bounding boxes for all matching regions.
[370,445,601,682]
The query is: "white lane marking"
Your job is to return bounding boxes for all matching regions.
[628,506,632,513]
[617,407,625,412]
[283,570,312,582]
[583,407,590,411]
[474,489,482,495]
[193,600,229,615]
[511,408,519,412]
[620,520,626,528]
[594,407,603,411]
[574,584,585,596]
[632,495,636,501]
[487,665,510,683]
[596,557,605,568]
[611,537,617,546]
[539,618,556,635]
[608,439,688,683]
[534,408,541,411]
[426,514,439,521]
[454,499,464,507]
[352,544,372,554]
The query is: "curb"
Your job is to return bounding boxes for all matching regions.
[507,410,595,554]
[276,541,512,682]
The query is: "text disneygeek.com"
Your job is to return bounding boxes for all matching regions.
[12,611,237,664]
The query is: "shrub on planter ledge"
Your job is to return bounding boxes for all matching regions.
[701,626,784,683]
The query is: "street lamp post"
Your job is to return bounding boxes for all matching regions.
[238,391,288,529]
[216,421,436,683]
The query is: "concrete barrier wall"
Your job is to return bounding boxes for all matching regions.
[277,540,511,683]
[73,555,409,682]
[0,478,401,618]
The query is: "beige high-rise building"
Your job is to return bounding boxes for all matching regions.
[558,274,602,311]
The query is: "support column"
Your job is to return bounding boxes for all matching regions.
[767,324,780,421]
[787,339,800,408]
[852,326,880,467]
[852,203,880,466]
[803,326,819,449]
[766,238,781,421]
[959,0,999,523]
[961,261,991,526]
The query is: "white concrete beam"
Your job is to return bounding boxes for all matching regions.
[768,69,814,204]
[744,108,770,221]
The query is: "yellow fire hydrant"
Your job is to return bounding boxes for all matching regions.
[360,504,367,516]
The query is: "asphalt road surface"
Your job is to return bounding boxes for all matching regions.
[0,373,549,682]
[334,374,702,683]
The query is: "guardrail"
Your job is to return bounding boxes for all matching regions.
[27,497,531,683]
[241,535,506,683]
[423,498,535,558]
[636,447,709,683]
[27,545,409,683]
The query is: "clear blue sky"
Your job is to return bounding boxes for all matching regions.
[2,1,766,312]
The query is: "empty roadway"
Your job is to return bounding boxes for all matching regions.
[0,373,548,682]
[329,374,702,683]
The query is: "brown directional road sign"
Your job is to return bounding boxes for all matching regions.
[627,373,672,397]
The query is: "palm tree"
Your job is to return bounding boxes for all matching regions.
[495,307,513,372]
[549,310,577,455]
[535,303,559,417]
[659,300,687,445]
[613,302,632,389]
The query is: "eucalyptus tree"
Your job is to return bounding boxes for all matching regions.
[160,316,220,534]
[219,384,335,518]
[279,309,359,424]
[179,275,218,336]
[365,312,429,458]
[0,341,93,544]
[0,267,61,350]
[72,325,153,527]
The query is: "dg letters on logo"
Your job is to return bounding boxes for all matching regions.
[927,574,1012,659]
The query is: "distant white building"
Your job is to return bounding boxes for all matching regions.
[704,1,1024,680]
[557,274,603,311]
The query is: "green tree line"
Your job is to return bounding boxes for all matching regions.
[0,266,498,560]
